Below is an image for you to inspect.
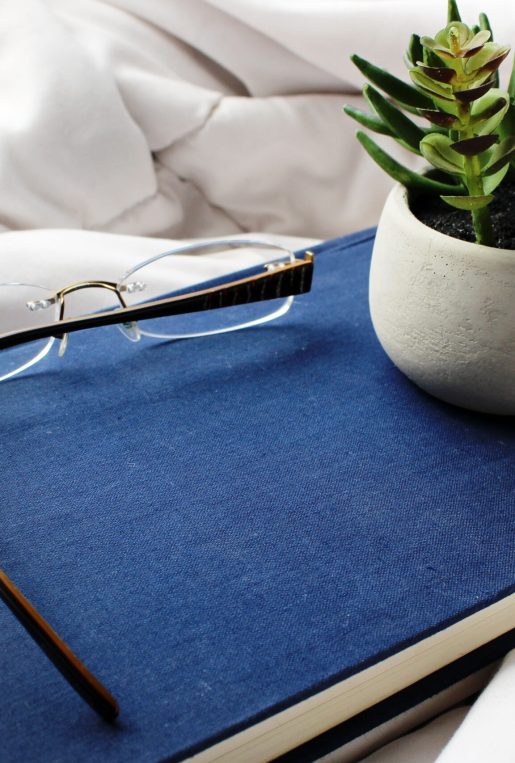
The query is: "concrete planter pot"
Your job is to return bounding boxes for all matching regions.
[369,182,515,415]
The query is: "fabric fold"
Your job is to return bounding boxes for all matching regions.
[0,0,513,235]
[435,649,515,763]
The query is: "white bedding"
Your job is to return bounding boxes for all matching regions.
[1,1,515,761]
[5,0,510,240]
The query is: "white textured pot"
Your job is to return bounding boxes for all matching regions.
[369,183,515,415]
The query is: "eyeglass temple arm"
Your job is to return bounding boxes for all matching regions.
[0,568,119,722]
[0,252,314,351]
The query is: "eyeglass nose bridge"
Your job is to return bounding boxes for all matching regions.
[54,280,140,355]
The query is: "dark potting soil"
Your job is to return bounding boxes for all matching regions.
[410,173,515,250]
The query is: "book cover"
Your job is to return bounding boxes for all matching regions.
[1,228,514,763]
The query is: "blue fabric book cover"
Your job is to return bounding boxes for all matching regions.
[1,229,515,763]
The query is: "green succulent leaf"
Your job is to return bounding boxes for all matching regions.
[408,34,423,66]
[431,95,460,116]
[483,162,510,194]
[478,12,492,35]
[478,13,499,85]
[440,194,493,209]
[509,60,515,100]
[420,133,465,175]
[477,49,510,80]
[363,85,425,153]
[465,43,510,75]
[343,105,394,136]
[416,64,455,83]
[424,22,491,63]
[500,62,515,141]
[450,134,498,155]
[420,35,437,51]
[351,54,434,109]
[461,30,491,55]
[423,47,449,68]
[455,80,494,102]
[355,131,465,193]
[419,109,459,128]
[435,22,471,49]
[498,100,515,142]
[410,68,455,100]
[463,71,498,93]
[470,89,510,134]
[420,44,456,62]
[483,136,515,175]
[447,0,461,23]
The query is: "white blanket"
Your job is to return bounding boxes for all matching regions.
[1,2,515,762]
[3,0,511,240]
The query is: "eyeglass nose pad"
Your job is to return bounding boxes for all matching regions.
[118,321,141,342]
[58,333,69,357]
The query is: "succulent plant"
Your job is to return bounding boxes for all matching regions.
[344,0,515,246]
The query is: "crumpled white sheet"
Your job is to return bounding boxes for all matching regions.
[1,1,515,762]
[433,650,515,763]
[1,0,509,240]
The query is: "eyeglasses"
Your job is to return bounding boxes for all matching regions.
[0,238,314,381]
[0,569,120,721]
[0,238,314,721]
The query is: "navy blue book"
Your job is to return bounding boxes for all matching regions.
[1,229,515,763]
